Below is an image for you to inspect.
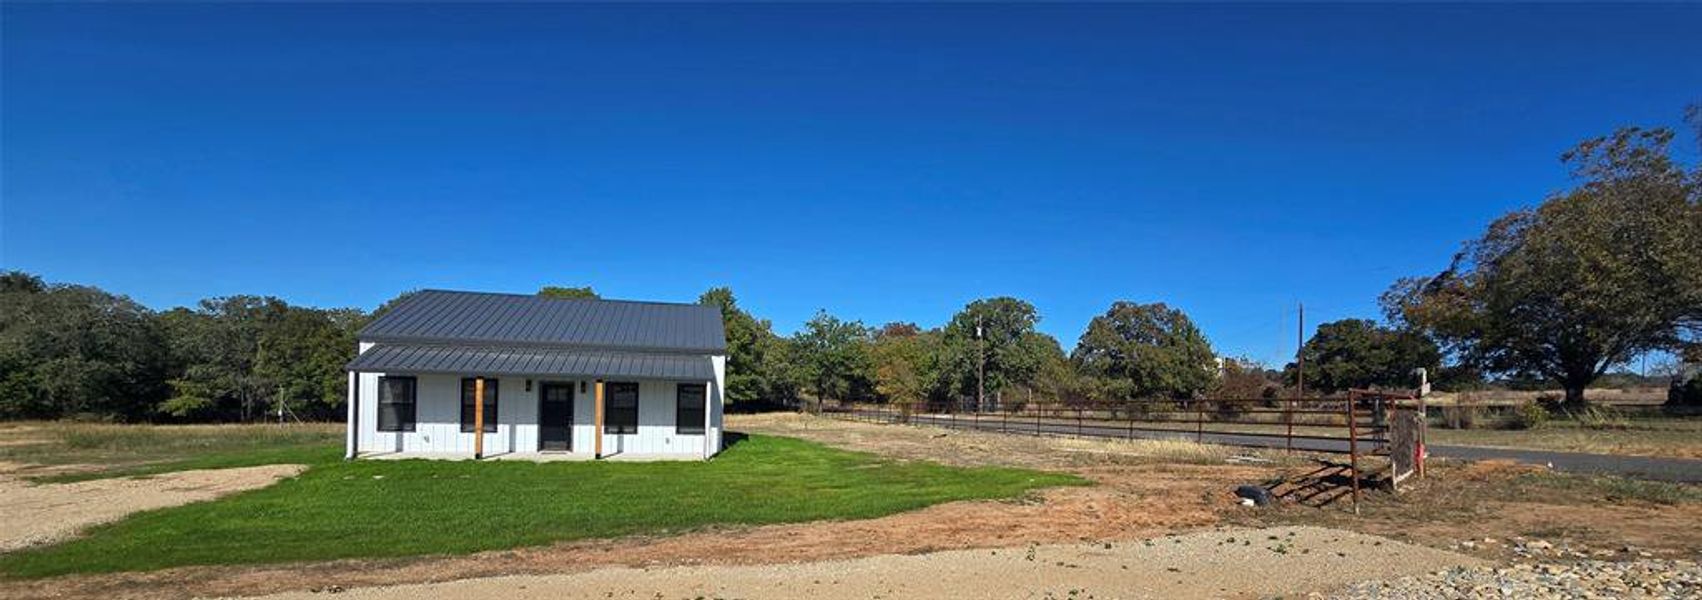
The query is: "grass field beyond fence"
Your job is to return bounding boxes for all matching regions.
[0,434,1085,579]
[0,421,344,482]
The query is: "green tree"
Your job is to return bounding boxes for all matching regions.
[369,289,421,320]
[1282,319,1440,394]
[538,286,599,299]
[790,310,874,409]
[940,297,1047,406]
[698,287,785,405]
[1015,332,1075,407]
[158,297,286,420]
[1072,301,1216,400]
[869,323,943,407]
[0,271,46,294]
[1384,121,1701,407]
[255,306,361,420]
[0,273,172,420]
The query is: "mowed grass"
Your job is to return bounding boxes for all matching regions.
[0,434,1086,579]
[0,421,344,482]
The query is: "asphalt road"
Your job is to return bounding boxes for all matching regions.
[844,411,1702,484]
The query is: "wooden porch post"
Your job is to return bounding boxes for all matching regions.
[594,379,605,459]
[473,377,485,459]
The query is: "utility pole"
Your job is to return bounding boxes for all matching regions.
[1296,302,1305,400]
[976,315,985,414]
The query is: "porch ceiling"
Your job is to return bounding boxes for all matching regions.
[345,343,714,381]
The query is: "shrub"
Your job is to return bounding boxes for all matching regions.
[1668,375,1702,408]
[1504,402,1550,430]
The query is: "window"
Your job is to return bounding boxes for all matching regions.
[377,376,416,432]
[676,383,706,435]
[606,382,639,434]
[460,378,500,433]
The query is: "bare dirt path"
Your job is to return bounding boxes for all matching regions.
[0,464,305,553]
[236,526,1483,600]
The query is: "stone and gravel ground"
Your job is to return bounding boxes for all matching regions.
[237,526,1482,600]
[0,464,305,552]
[1328,559,1701,599]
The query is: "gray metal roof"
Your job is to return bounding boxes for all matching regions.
[346,343,715,381]
[359,290,726,354]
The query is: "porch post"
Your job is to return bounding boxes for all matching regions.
[594,379,605,459]
[703,379,712,459]
[474,377,485,459]
[345,371,359,460]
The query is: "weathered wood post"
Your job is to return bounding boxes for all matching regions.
[594,379,605,459]
[473,377,485,459]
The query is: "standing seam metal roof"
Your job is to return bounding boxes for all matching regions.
[357,290,727,353]
[345,343,716,380]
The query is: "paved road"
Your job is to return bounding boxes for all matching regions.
[841,411,1702,484]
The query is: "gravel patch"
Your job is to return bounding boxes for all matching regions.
[1329,559,1701,599]
[0,464,305,553]
[237,526,1480,600]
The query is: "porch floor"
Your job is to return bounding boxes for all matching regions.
[354,450,704,462]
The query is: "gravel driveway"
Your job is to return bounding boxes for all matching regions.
[238,526,1482,600]
[0,464,305,553]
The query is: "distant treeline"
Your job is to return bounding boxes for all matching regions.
[0,265,1690,423]
[0,270,1421,423]
[0,271,368,421]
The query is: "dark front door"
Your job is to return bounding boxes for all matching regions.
[539,382,574,451]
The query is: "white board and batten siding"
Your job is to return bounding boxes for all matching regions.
[349,347,726,458]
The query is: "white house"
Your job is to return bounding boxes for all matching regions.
[345,290,727,460]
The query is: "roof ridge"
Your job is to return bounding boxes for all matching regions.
[358,288,727,353]
[419,288,713,309]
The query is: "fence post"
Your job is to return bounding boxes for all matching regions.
[1197,404,1203,443]
[1286,396,1294,452]
[1348,392,1361,515]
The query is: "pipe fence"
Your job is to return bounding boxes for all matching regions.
[821,391,1422,512]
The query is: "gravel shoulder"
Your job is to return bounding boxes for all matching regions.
[237,526,1483,600]
[0,464,305,553]
[1332,559,1701,599]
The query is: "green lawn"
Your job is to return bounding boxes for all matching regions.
[0,434,1085,579]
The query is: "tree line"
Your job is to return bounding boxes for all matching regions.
[2,109,1697,421]
[711,109,1702,411]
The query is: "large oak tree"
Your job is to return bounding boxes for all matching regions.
[1385,120,1701,407]
[1072,301,1216,400]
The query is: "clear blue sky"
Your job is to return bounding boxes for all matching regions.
[3,4,1698,366]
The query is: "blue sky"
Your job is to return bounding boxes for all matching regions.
[3,4,1698,366]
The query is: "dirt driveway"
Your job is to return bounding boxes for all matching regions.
[0,464,304,553]
[238,526,1483,600]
